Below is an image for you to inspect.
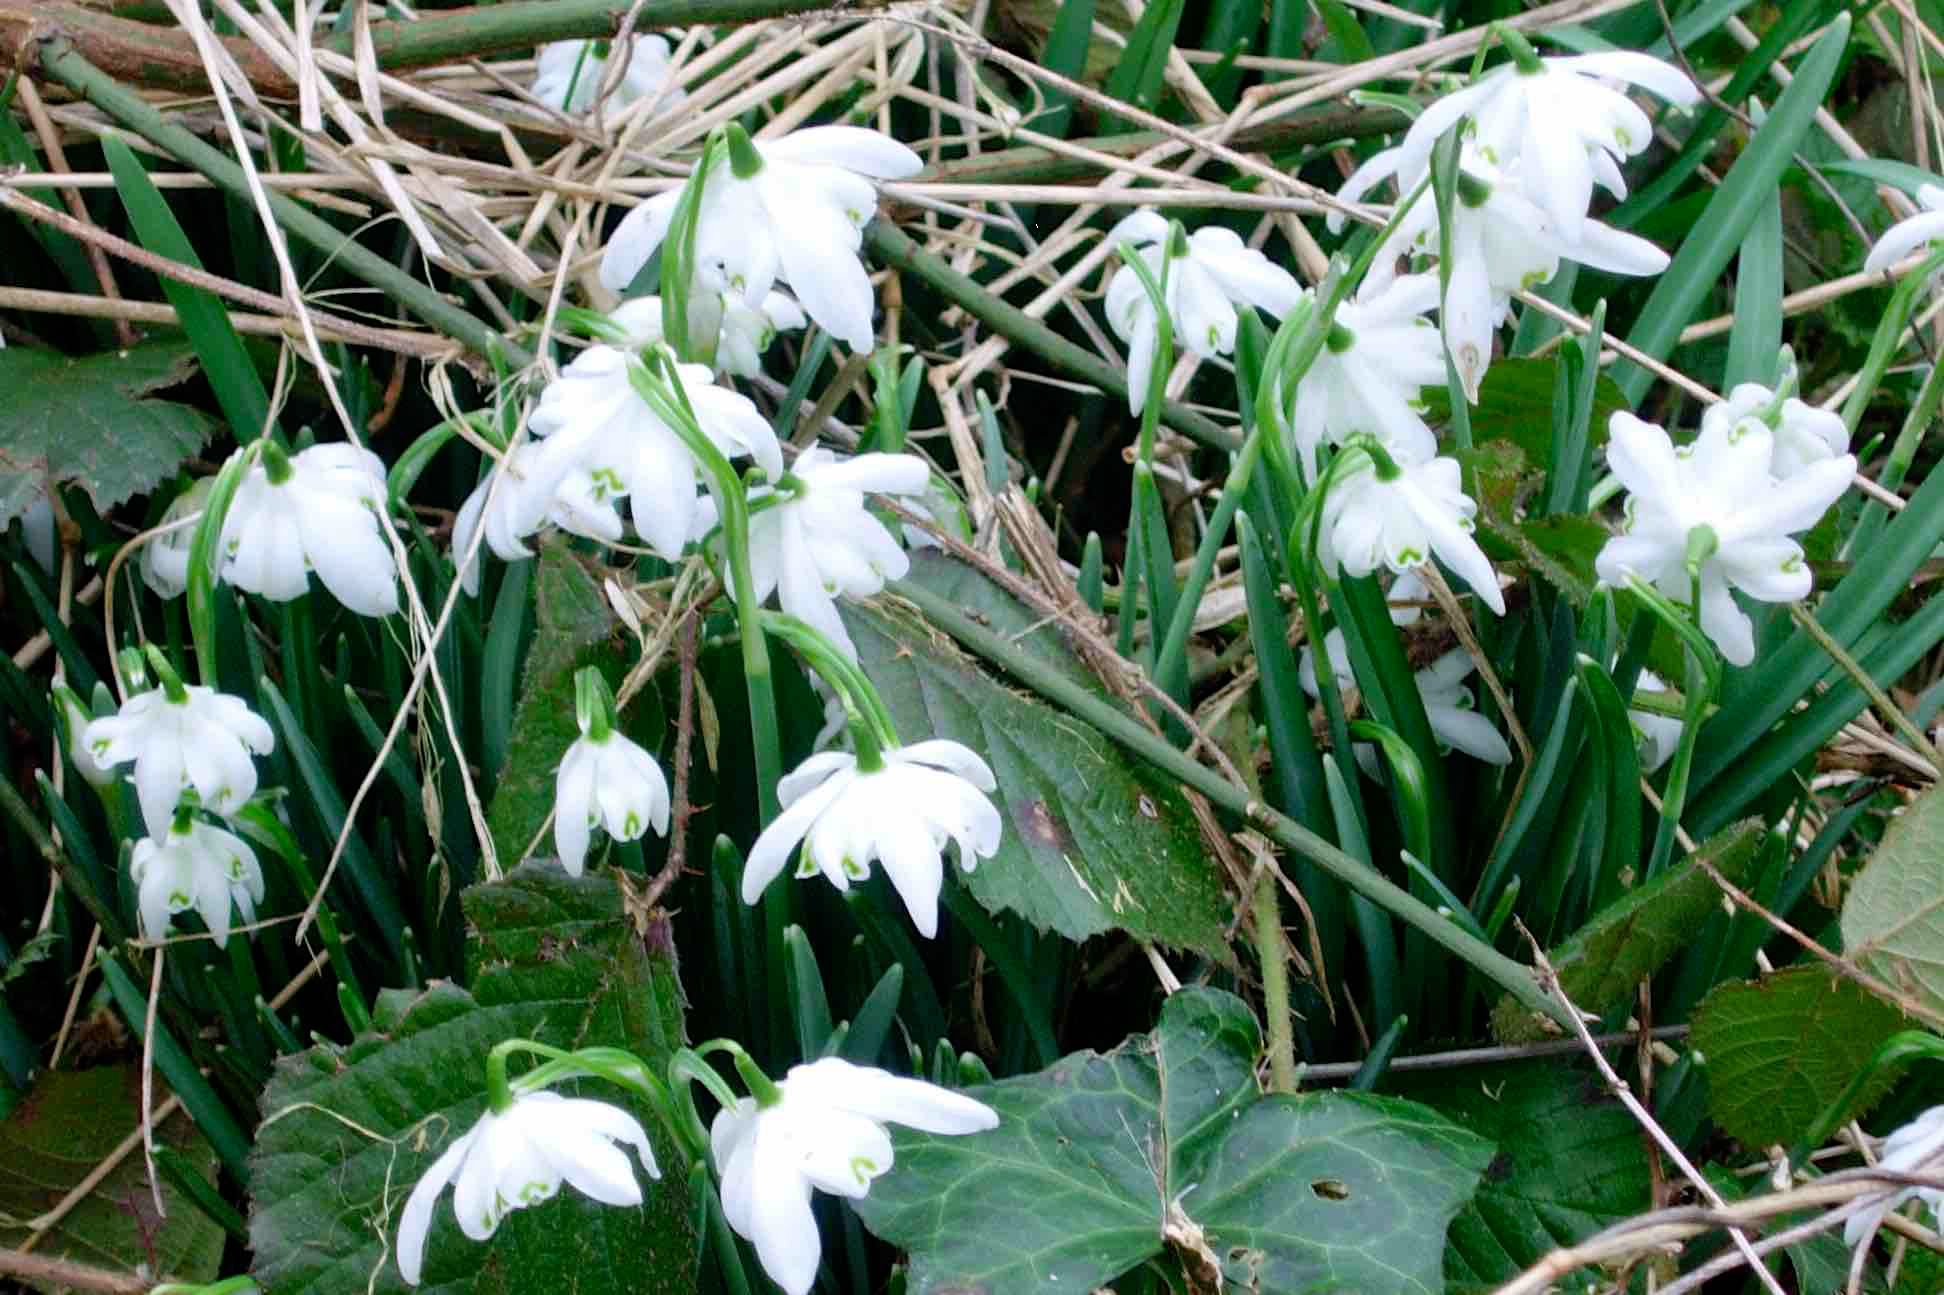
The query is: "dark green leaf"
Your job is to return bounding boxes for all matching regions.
[0,1066,223,1288]
[486,542,657,867]
[1393,1060,1651,1293]
[248,866,695,1294]
[1691,965,1910,1148]
[0,341,213,528]
[846,555,1232,956]
[1424,356,1628,474]
[1493,820,1765,1042]
[855,988,1490,1295]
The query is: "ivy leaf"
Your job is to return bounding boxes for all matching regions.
[248,866,694,1294]
[846,555,1232,957]
[1841,786,1944,1019]
[853,988,1492,1295]
[1691,965,1910,1148]
[0,341,214,528]
[0,1065,223,1288]
[1393,1060,1651,1292]
[1493,820,1765,1042]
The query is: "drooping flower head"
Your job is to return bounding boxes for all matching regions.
[450,440,624,596]
[1106,210,1305,414]
[130,816,264,948]
[142,476,215,600]
[712,1057,998,1295]
[600,125,922,351]
[742,739,1002,938]
[553,668,670,877]
[1700,380,1850,482]
[717,448,931,660]
[83,671,276,835]
[221,442,399,616]
[1334,147,1669,400]
[396,1089,659,1285]
[606,292,807,378]
[1285,273,1443,479]
[1593,411,1855,666]
[532,35,683,116]
[525,349,782,560]
[1864,183,1944,275]
[1393,40,1698,239]
[1315,451,1506,615]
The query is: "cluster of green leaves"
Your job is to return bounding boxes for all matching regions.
[4,0,1944,1293]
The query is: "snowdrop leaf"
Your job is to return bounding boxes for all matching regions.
[853,987,1491,1295]
[846,554,1230,957]
[1391,1061,1650,1293]
[1491,820,1765,1042]
[0,1065,224,1288]
[248,866,694,1294]
[1841,786,1944,1021]
[1691,966,1909,1148]
[0,341,213,528]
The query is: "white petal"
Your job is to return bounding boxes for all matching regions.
[397,1126,478,1284]
[601,190,684,295]
[791,1057,999,1135]
[760,126,922,178]
[742,769,856,901]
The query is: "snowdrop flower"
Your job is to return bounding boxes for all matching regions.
[1630,669,1684,774]
[1106,210,1304,414]
[1594,412,1854,666]
[450,443,623,595]
[600,125,922,351]
[130,817,264,948]
[605,292,807,378]
[1700,381,1850,482]
[531,35,683,116]
[527,349,781,560]
[221,443,398,616]
[1297,581,1512,767]
[1395,44,1698,239]
[1316,452,1506,615]
[742,740,1001,938]
[397,1089,659,1285]
[142,477,214,599]
[83,679,275,835]
[712,1057,997,1295]
[553,670,670,876]
[52,684,116,788]
[720,449,930,660]
[1335,149,1668,399]
[1286,273,1443,478]
[1844,1106,1944,1251]
[1865,183,1944,275]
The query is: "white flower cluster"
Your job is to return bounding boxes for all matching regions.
[79,668,274,949]
[1594,386,1855,666]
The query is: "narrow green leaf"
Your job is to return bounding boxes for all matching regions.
[103,135,271,439]
[1724,192,1783,389]
[1614,14,1852,403]
[782,925,834,1057]
[1030,0,1095,138]
[1101,0,1185,126]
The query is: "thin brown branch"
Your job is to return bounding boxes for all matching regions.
[0,1249,149,1294]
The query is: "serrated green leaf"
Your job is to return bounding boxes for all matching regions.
[1841,788,1944,1020]
[1392,1060,1652,1293]
[248,866,694,1294]
[1691,965,1909,1148]
[1424,356,1628,473]
[0,341,214,528]
[486,542,660,867]
[1493,820,1765,1042]
[845,555,1232,957]
[854,988,1491,1295]
[0,1066,223,1289]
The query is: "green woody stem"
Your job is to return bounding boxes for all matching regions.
[888,577,1575,1031]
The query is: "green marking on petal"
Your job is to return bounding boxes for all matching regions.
[850,1155,879,1183]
